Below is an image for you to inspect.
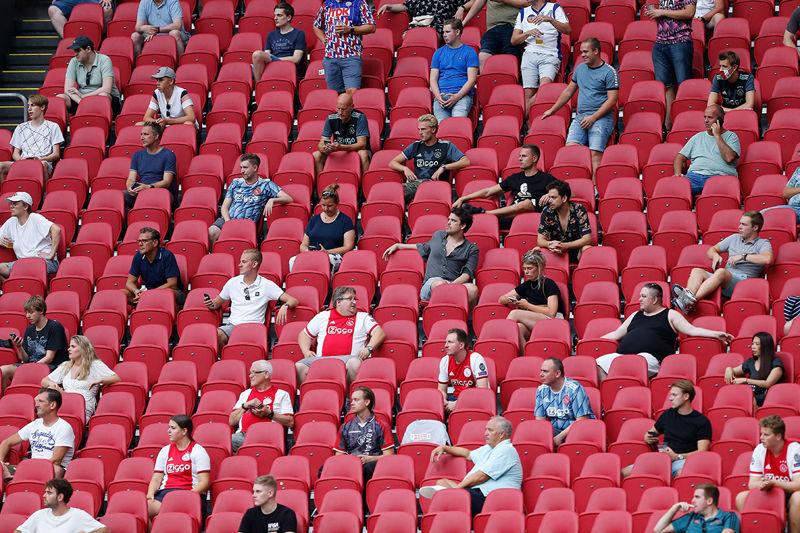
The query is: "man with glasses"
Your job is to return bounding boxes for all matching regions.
[123,227,184,305]
[57,36,121,116]
[205,249,300,352]
[229,360,294,453]
[0,192,61,282]
[296,286,386,386]
[312,92,370,176]
[138,66,197,128]
[654,483,739,533]
[124,121,177,209]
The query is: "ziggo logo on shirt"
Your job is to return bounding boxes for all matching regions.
[165,463,191,474]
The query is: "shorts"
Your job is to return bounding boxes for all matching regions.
[420,277,446,300]
[652,41,693,89]
[671,458,686,476]
[480,24,523,56]
[722,270,749,299]
[521,53,560,88]
[403,178,431,204]
[51,0,100,18]
[5,258,59,275]
[596,352,661,378]
[566,113,614,152]
[467,487,486,516]
[323,56,362,94]
[154,488,183,502]
[66,94,121,115]
[296,354,362,367]
[218,323,236,338]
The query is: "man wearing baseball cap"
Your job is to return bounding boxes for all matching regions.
[0,192,61,281]
[138,66,197,128]
[57,36,121,115]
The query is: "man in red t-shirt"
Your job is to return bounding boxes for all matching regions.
[437,328,490,414]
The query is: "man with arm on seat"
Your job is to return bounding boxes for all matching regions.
[655,484,740,533]
[436,328,490,415]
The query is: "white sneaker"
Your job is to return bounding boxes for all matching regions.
[419,485,445,499]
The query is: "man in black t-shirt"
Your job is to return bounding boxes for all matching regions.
[454,144,554,229]
[707,51,755,112]
[238,475,297,533]
[312,92,371,176]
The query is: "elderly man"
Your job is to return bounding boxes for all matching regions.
[296,286,385,386]
[422,416,523,516]
[655,484,740,533]
[57,36,121,115]
[132,0,190,57]
[229,361,294,453]
[312,92,370,176]
[536,357,595,447]
[13,478,109,533]
[139,66,197,128]
[123,227,183,305]
[125,121,177,209]
[0,192,61,281]
[437,328,489,414]
[0,95,63,182]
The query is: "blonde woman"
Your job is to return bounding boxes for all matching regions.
[42,335,120,420]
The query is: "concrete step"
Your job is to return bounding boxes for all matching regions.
[6,52,52,68]
[13,34,59,51]
[16,19,55,35]
[0,69,47,87]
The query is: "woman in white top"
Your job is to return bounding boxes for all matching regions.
[42,335,120,420]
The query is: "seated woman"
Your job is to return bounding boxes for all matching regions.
[146,415,211,519]
[41,335,120,420]
[498,249,563,355]
[289,183,355,273]
[724,331,784,407]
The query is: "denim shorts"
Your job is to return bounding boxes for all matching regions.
[652,41,693,88]
[323,57,362,93]
[52,0,100,17]
[480,24,523,56]
[722,270,749,299]
[566,113,614,152]
[433,94,473,121]
[521,53,560,88]
[420,277,446,300]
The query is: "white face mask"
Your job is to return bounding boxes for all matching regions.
[721,67,734,80]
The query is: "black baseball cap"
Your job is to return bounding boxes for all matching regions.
[67,35,94,50]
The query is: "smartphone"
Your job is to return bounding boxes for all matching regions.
[9,333,16,339]
[716,118,723,127]
[647,430,658,437]
[508,297,519,302]
[323,140,332,145]
[204,293,211,301]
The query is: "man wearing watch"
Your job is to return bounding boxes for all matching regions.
[229,360,294,453]
[623,380,711,479]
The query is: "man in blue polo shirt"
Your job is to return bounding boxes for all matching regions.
[123,227,184,305]
[132,0,190,57]
[124,121,177,210]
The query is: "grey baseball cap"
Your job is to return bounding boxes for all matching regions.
[151,66,176,79]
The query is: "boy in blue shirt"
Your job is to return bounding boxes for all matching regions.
[252,2,307,82]
[430,18,479,121]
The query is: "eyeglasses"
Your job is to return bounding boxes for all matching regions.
[165,103,171,117]
[244,287,250,301]
[137,238,155,244]
[339,296,357,302]
[248,370,266,375]
[85,67,93,87]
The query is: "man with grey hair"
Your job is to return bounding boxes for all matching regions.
[296,286,386,386]
[229,360,294,453]
[422,416,522,515]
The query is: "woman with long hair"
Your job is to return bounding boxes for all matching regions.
[724,331,784,407]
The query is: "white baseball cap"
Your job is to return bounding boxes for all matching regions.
[6,192,33,206]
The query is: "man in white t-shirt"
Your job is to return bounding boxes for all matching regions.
[0,388,75,480]
[296,285,386,386]
[0,94,63,182]
[205,249,299,352]
[229,360,294,453]
[14,478,108,533]
[0,192,61,280]
[437,328,490,414]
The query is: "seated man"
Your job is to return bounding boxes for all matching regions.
[296,286,385,386]
[673,105,741,195]
[430,18,479,121]
[229,361,294,453]
[206,249,299,352]
[785,7,800,59]
[124,121,177,209]
[208,153,292,246]
[132,0,190,57]
[763,150,800,223]
[672,211,772,313]
[14,478,109,533]
[139,66,197,128]
[57,36,121,115]
[707,51,755,112]
[537,180,592,263]
[252,1,306,81]
[655,484,740,533]
[49,0,113,38]
[454,144,554,229]
[437,328,489,415]
[535,357,595,447]
[123,227,184,305]
[0,95,63,182]
[238,475,298,533]
[423,416,523,516]
[0,192,61,281]
[312,93,370,176]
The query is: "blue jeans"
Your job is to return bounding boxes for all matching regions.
[685,171,710,195]
[652,41,693,88]
[323,57,362,93]
[433,94,473,121]
[566,113,614,152]
[762,204,800,224]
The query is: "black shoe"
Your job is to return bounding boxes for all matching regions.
[461,203,484,214]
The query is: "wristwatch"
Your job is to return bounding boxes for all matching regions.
[678,454,684,460]
[367,346,374,353]
[266,410,274,419]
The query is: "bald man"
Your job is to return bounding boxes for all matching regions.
[312,92,370,175]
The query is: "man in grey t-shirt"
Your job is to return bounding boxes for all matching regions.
[673,105,740,195]
[672,211,772,313]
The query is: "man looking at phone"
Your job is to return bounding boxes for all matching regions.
[673,105,740,195]
[312,92,370,176]
[124,121,177,209]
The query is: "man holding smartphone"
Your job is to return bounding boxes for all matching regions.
[124,121,177,209]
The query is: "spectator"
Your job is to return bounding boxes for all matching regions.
[13,478,109,533]
[0,95,63,182]
[646,0,695,130]
[454,144,554,228]
[673,105,741,195]
[536,179,592,263]
[724,332,784,408]
[422,416,522,515]
[541,37,618,174]
[205,250,299,352]
[146,414,210,519]
[598,283,732,381]
[41,335,120,421]
[388,114,470,204]
[123,227,184,305]
[535,357,595,447]
[132,0,190,57]
[290,184,355,273]
[0,388,74,480]
[655,484,740,533]
[624,380,711,478]
[762,154,800,224]
[49,0,113,39]
[436,328,490,414]
[383,207,480,305]
[784,8,800,58]
[238,475,298,533]
[784,296,800,336]
[138,67,197,128]
[499,249,564,353]
[378,0,468,39]
[57,36,121,116]
[430,18,479,121]
[735,415,800,525]
[695,0,725,31]
[208,153,292,246]
[0,192,61,281]
[463,0,525,71]
[229,361,294,453]
[707,51,755,112]
[124,121,177,209]
[296,286,386,385]
[313,0,376,95]
[672,211,772,313]
[312,92,371,176]
[252,2,307,81]
[510,0,571,112]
